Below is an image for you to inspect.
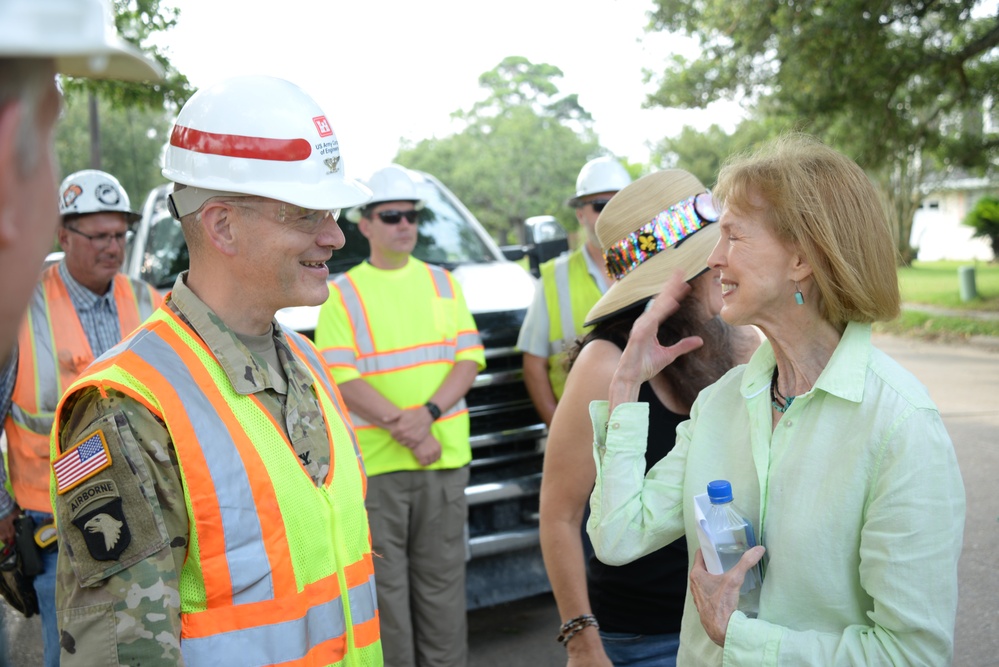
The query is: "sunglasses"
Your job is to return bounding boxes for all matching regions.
[376,209,419,224]
[589,199,612,213]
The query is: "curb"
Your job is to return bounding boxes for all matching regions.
[902,303,999,322]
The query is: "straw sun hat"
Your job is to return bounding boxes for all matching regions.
[584,169,721,326]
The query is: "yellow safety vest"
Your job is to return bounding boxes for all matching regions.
[8,265,158,512]
[52,306,381,666]
[319,259,485,477]
[539,249,603,400]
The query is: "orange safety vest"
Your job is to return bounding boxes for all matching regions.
[55,305,381,666]
[7,265,158,512]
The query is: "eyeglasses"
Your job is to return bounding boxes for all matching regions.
[375,209,419,225]
[225,199,339,231]
[65,226,128,250]
[589,199,612,213]
[604,191,721,281]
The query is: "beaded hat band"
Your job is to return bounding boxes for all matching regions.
[604,191,720,281]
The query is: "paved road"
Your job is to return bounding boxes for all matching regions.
[3,333,997,666]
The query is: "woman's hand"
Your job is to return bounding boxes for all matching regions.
[607,270,704,410]
[689,545,766,646]
[565,625,613,667]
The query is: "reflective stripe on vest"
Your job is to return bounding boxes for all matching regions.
[539,250,603,400]
[329,265,469,424]
[8,266,156,512]
[54,306,380,666]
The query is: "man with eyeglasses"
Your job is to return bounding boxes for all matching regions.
[315,164,485,667]
[0,168,162,664]
[47,76,382,666]
[517,156,632,427]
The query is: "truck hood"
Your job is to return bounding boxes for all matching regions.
[276,260,537,333]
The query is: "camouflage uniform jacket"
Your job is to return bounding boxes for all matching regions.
[52,274,334,667]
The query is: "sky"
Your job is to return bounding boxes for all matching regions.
[155,0,744,180]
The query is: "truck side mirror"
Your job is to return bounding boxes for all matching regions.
[500,245,527,261]
[523,216,569,276]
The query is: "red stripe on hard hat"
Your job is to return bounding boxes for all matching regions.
[170,125,312,162]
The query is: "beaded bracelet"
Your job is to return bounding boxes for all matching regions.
[556,613,599,647]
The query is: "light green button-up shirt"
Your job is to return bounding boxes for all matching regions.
[587,322,965,666]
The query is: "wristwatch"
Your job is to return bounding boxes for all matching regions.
[424,401,442,421]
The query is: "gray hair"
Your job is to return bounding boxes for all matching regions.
[0,58,57,176]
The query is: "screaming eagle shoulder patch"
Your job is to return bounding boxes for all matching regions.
[54,430,112,495]
[68,479,131,561]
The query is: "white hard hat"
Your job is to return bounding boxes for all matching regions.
[345,164,425,223]
[567,156,632,208]
[162,76,372,216]
[58,169,140,223]
[0,0,163,81]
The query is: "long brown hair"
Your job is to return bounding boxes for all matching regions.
[567,291,737,414]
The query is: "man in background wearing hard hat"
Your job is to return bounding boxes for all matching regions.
[0,1,162,662]
[315,164,485,667]
[0,169,161,666]
[517,157,632,427]
[48,76,382,666]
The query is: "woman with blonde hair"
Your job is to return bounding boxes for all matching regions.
[587,134,965,665]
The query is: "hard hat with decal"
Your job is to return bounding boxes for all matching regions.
[162,75,372,217]
[567,156,632,208]
[58,169,140,223]
[0,0,163,81]
[345,164,425,223]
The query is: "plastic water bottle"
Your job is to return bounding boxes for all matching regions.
[705,480,761,617]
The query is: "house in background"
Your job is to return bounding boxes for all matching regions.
[910,174,997,262]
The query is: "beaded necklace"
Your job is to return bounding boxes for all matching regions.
[770,365,796,413]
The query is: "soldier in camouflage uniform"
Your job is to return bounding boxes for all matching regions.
[49,76,381,666]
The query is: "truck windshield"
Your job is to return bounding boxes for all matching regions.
[331,175,497,273]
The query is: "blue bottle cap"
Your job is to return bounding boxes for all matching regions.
[707,480,733,504]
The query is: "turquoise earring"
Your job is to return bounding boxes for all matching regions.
[794,281,804,305]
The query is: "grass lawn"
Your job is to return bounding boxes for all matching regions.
[897,260,999,311]
[874,260,999,341]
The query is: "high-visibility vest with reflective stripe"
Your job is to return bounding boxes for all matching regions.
[8,265,158,512]
[539,249,603,400]
[53,306,381,667]
[321,260,484,477]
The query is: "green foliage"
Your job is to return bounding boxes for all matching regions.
[646,0,999,262]
[61,0,194,110]
[397,57,603,244]
[55,0,193,190]
[963,195,999,257]
[651,118,780,187]
[54,94,172,209]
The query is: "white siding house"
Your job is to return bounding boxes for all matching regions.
[910,176,996,262]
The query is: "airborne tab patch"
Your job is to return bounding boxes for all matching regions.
[54,430,112,494]
[69,480,131,561]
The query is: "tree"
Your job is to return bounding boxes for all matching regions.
[59,0,194,170]
[55,94,173,209]
[964,195,999,258]
[646,0,999,263]
[396,57,604,244]
[652,118,779,187]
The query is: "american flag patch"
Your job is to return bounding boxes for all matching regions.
[54,430,112,494]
